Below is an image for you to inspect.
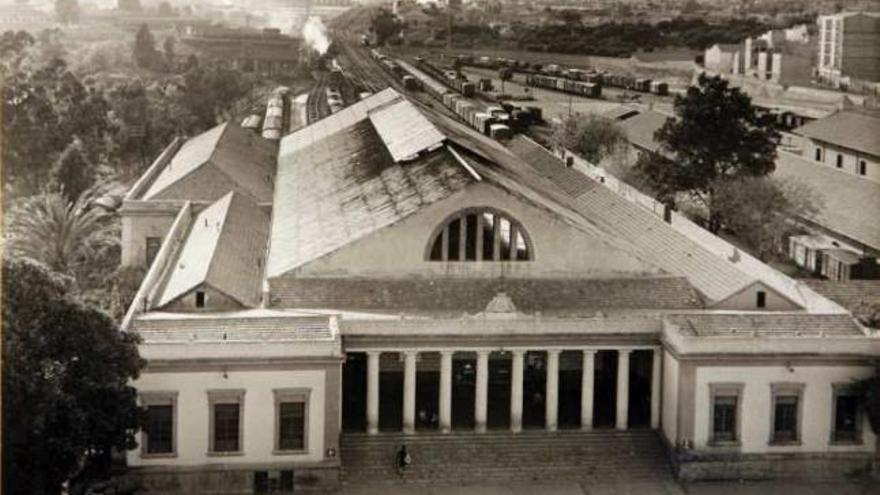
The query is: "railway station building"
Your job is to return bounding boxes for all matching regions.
[119,89,880,493]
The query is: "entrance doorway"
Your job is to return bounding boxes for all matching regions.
[379,352,403,432]
[628,350,653,428]
[558,351,583,429]
[342,352,367,432]
[416,352,440,430]
[452,352,476,430]
[522,351,546,429]
[487,352,511,429]
[593,350,618,428]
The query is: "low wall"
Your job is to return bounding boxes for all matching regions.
[130,464,339,494]
[674,450,875,482]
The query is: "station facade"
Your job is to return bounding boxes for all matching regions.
[120,89,880,493]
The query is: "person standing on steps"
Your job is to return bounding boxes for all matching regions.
[396,444,412,475]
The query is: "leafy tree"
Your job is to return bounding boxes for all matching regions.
[178,63,252,131]
[853,301,880,330]
[550,113,628,164]
[5,191,117,278]
[50,139,96,202]
[133,23,161,70]
[2,258,144,495]
[641,73,779,232]
[712,176,823,261]
[54,0,79,25]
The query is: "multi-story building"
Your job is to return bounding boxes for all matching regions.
[817,11,880,88]
[120,89,880,493]
[705,25,816,87]
[180,25,301,76]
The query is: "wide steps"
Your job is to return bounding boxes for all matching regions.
[340,429,674,485]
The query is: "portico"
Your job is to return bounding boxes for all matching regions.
[343,346,662,435]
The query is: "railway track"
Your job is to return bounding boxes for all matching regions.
[306,72,329,124]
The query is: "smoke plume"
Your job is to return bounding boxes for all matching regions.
[302,16,330,55]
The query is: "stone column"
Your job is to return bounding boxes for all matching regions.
[439,351,453,433]
[475,350,489,433]
[510,350,525,433]
[403,351,417,434]
[367,351,380,435]
[545,350,560,431]
[581,350,595,431]
[651,348,662,430]
[616,349,631,430]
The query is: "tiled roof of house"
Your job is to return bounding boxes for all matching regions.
[142,122,277,203]
[794,110,880,158]
[667,313,863,337]
[269,276,704,314]
[774,151,880,251]
[155,192,270,308]
[804,280,880,310]
[615,109,670,154]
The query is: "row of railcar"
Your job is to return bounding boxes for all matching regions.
[262,86,290,140]
[525,74,602,98]
[414,57,476,97]
[458,54,669,96]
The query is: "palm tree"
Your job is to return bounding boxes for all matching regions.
[4,189,117,279]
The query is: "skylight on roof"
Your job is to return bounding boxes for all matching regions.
[368,99,446,163]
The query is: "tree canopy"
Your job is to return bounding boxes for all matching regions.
[2,258,144,495]
[550,113,628,164]
[638,73,779,232]
[133,23,162,70]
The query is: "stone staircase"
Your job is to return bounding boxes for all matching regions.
[340,429,675,486]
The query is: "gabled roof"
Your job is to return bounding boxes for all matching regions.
[667,313,863,337]
[774,151,880,251]
[267,89,474,278]
[505,136,756,304]
[794,111,880,158]
[155,191,270,308]
[142,122,277,202]
[611,108,671,154]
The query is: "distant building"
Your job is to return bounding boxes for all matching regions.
[0,4,53,31]
[180,25,300,76]
[816,11,880,88]
[793,109,880,182]
[603,106,672,166]
[705,25,815,87]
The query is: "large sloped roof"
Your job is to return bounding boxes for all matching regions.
[794,110,880,158]
[142,122,277,202]
[155,191,270,308]
[774,150,880,251]
[267,89,474,278]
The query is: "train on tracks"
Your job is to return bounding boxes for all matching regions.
[464,55,669,96]
[262,86,290,140]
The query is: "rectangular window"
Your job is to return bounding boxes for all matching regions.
[195,291,206,308]
[710,383,742,444]
[141,393,177,457]
[278,402,306,451]
[833,388,860,443]
[756,291,767,308]
[859,161,867,176]
[836,154,843,168]
[447,218,461,261]
[770,383,804,445]
[275,389,309,453]
[145,236,161,266]
[464,213,478,261]
[713,396,738,442]
[209,390,245,454]
[815,148,822,161]
[213,403,241,452]
[145,405,174,454]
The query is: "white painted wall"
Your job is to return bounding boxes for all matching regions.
[693,365,876,454]
[662,350,680,444]
[128,369,327,467]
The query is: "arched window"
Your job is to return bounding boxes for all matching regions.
[427,208,533,261]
